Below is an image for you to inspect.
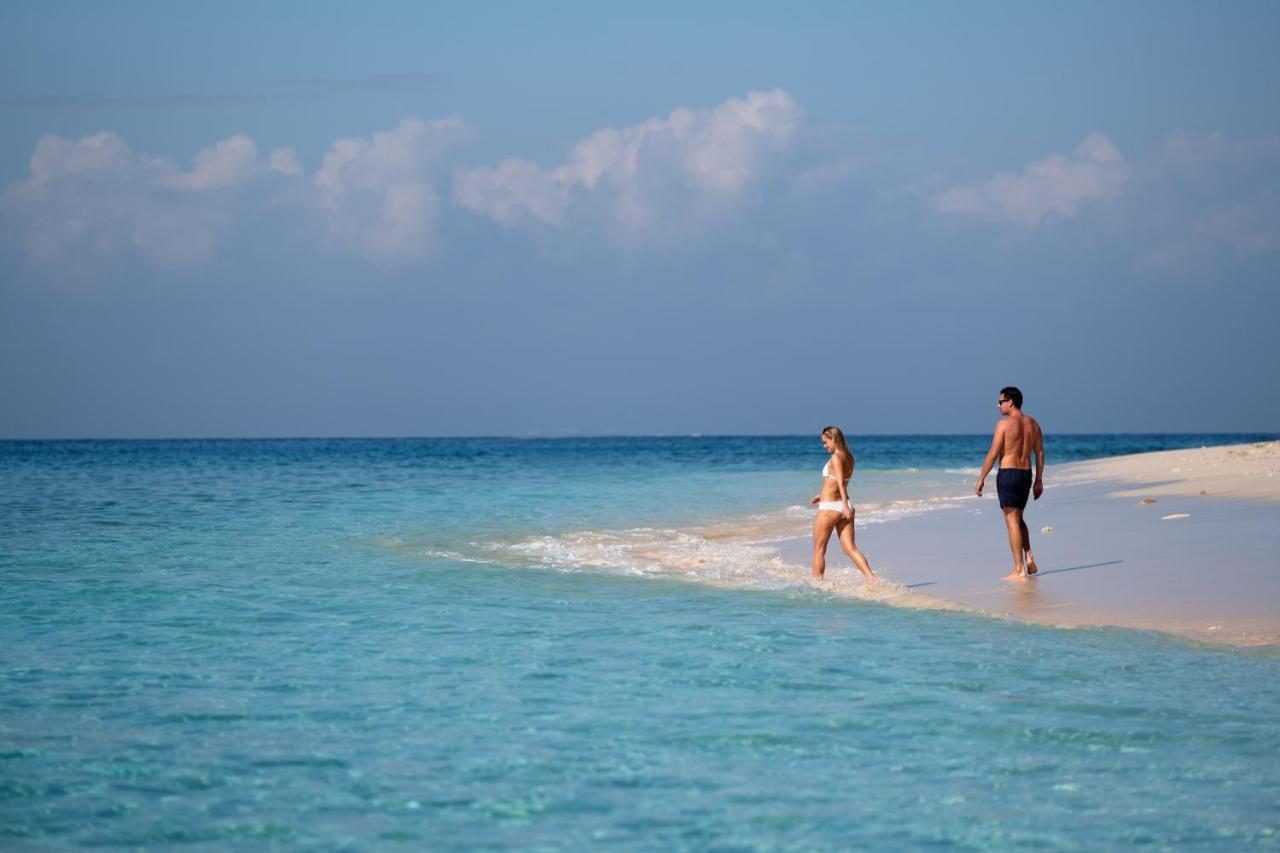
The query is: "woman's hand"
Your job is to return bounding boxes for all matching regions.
[810,495,820,507]
[842,502,852,520]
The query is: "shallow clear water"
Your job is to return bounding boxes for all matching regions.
[3,436,1278,847]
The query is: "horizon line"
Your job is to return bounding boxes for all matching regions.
[2,431,1278,443]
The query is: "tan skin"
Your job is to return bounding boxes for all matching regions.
[975,396,1044,581]
[810,433,878,583]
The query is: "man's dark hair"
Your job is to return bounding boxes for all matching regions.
[1001,386,1023,409]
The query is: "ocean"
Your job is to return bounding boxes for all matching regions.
[3,435,1278,847]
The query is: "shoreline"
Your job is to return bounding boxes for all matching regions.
[777,441,1280,646]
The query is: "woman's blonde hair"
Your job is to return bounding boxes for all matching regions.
[822,425,852,458]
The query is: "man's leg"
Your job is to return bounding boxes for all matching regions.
[1002,507,1027,580]
[1019,516,1038,574]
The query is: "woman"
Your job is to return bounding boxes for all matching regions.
[810,426,878,583]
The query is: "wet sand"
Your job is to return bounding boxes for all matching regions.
[782,441,1280,646]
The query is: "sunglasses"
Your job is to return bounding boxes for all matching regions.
[997,399,1009,406]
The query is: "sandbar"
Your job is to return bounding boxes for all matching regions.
[781,441,1280,646]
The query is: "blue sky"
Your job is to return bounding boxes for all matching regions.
[2,1,1278,437]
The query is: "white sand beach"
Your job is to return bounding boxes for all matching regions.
[1069,440,1280,502]
[783,441,1280,646]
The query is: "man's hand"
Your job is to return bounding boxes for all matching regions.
[1033,480,1043,500]
[975,479,985,497]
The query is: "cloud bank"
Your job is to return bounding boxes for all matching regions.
[3,101,1275,279]
[2,91,802,270]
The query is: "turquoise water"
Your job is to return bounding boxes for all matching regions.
[3,436,1279,847]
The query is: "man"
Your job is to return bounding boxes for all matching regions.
[975,386,1044,580]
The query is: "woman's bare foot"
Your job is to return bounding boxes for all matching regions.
[1003,569,1029,581]
[1026,555,1038,575]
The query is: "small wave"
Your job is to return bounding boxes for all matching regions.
[405,547,503,566]
[486,527,970,614]
[505,529,793,586]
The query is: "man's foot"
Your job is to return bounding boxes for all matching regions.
[1026,555,1038,575]
[1003,569,1029,581]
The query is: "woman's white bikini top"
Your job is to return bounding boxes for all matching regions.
[822,459,849,481]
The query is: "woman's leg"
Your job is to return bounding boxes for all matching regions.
[836,513,878,582]
[812,511,839,579]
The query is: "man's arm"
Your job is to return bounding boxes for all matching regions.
[1032,421,1045,500]
[975,422,1004,497]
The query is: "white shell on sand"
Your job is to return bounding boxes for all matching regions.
[1161,513,1190,520]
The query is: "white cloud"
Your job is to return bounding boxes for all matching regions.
[926,129,1280,273]
[454,89,802,246]
[27,131,140,182]
[454,158,572,228]
[788,157,858,196]
[1,131,253,268]
[934,133,1130,226]
[312,116,465,261]
[163,135,259,190]
[269,147,303,176]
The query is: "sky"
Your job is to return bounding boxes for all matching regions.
[2,0,1278,438]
